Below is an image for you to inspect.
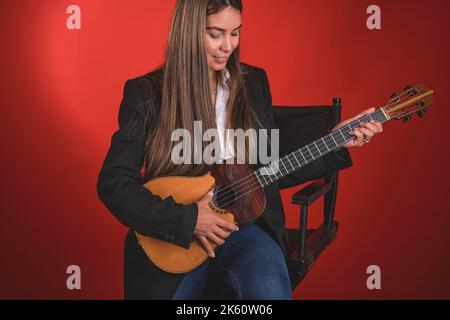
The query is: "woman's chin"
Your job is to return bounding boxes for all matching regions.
[209,62,227,71]
[211,66,225,72]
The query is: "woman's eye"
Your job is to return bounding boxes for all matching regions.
[208,31,239,39]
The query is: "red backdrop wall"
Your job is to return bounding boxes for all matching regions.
[1,0,449,299]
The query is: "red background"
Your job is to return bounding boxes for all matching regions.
[1,0,449,299]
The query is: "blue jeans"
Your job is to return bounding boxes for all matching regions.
[172,223,292,300]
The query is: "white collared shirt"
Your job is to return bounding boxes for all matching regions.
[215,68,234,162]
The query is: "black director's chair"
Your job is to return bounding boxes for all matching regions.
[202,98,350,298]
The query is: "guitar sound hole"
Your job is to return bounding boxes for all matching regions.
[213,185,236,209]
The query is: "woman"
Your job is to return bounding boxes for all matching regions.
[97,0,383,300]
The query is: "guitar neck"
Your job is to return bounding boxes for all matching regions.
[255,108,390,187]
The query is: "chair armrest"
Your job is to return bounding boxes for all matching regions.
[291,178,333,206]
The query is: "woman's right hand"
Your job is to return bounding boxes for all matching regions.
[194,191,239,258]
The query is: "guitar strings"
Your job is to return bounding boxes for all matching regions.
[213,88,426,204]
[213,111,387,209]
[223,89,431,207]
[214,111,385,206]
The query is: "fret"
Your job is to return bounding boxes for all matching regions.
[280,159,288,175]
[377,110,388,123]
[305,145,314,160]
[329,132,338,148]
[340,130,347,144]
[346,125,354,136]
[298,149,307,164]
[285,155,294,172]
[269,162,278,178]
[261,173,267,186]
[309,143,319,158]
[292,152,302,168]
[255,172,265,187]
[318,140,327,154]
[314,142,322,156]
[323,134,333,148]
[263,168,273,183]
[338,129,346,143]
[299,147,309,162]
[275,161,283,178]
[321,138,330,152]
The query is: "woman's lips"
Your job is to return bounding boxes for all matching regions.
[213,56,228,63]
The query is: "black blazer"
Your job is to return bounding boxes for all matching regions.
[97,63,353,299]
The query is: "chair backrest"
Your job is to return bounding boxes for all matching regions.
[272,98,342,157]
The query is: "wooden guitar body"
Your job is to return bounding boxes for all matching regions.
[135,163,266,274]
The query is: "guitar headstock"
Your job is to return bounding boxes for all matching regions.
[383,84,434,123]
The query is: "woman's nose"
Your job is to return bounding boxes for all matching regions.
[220,36,233,53]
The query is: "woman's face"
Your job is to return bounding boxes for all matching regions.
[205,6,242,73]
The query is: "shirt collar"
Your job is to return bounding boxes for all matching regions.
[220,68,230,86]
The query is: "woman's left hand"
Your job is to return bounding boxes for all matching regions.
[332,107,384,148]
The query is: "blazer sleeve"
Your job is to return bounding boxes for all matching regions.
[97,78,198,249]
[258,68,353,190]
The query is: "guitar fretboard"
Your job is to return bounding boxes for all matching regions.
[255,109,389,187]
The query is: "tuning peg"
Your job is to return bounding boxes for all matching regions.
[409,89,418,97]
[403,84,413,92]
[403,115,413,123]
[418,108,428,118]
[390,92,399,99]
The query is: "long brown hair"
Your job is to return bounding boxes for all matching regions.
[143,0,262,180]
